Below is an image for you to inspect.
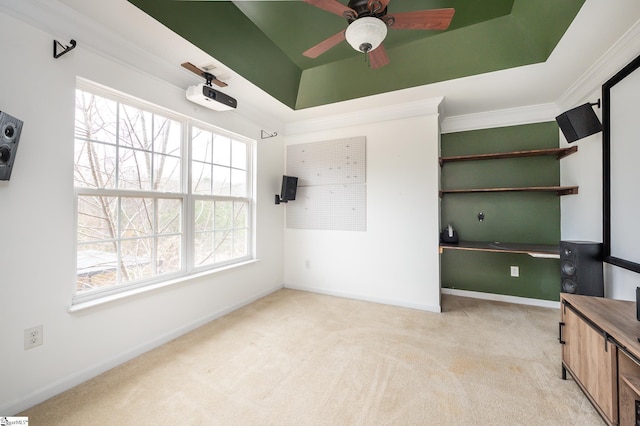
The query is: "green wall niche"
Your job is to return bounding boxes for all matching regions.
[441,250,560,301]
[440,122,562,301]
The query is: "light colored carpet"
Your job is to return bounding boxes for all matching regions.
[21,290,603,425]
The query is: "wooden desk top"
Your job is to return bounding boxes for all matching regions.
[561,293,640,359]
[440,241,559,257]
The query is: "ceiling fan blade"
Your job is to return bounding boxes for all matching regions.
[209,79,228,88]
[367,0,390,14]
[386,8,455,31]
[369,44,389,69]
[303,30,346,59]
[181,62,228,88]
[303,0,357,19]
[182,61,205,76]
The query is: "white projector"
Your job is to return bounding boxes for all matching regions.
[186,84,237,111]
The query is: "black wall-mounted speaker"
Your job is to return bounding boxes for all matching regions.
[0,111,24,181]
[555,103,602,143]
[281,175,298,201]
[560,241,604,297]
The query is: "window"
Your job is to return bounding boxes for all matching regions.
[74,82,253,303]
[191,127,250,267]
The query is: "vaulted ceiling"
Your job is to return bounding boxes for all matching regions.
[127,0,585,110]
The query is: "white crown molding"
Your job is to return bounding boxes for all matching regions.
[440,103,559,134]
[285,96,444,135]
[556,18,640,110]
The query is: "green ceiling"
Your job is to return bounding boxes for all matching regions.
[127,0,585,110]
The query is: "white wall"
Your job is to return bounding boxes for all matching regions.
[558,10,640,303]
[561,81,640,301]
[0,10,285,414]
[283,105,442,312]
[559,88,604,245]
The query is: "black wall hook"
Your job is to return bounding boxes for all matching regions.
[261,130,277,139]
[53,39,77,59]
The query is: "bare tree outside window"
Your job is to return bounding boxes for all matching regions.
[74,85,252,301]
[191,127,249,267]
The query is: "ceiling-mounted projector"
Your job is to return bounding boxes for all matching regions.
[186,84,237,111]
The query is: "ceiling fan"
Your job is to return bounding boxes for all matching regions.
[302,0,455,69]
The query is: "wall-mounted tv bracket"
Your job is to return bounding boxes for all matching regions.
[53,39,76,59]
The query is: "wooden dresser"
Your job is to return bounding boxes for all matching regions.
[560,293,640,425]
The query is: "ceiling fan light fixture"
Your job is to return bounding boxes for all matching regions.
[345,16,387,53]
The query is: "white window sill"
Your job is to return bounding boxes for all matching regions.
[68,259,260,313]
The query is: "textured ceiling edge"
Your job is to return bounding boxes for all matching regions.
[556,18,640,110]
[284,97,444,136]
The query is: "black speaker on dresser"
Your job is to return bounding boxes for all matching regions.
[560,241,604,297]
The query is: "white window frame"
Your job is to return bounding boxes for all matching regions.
[73,79,255,306]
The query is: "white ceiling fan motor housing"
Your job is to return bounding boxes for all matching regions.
[345,16,388,53]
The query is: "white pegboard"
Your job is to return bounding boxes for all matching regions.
[286,137,366,231]
[286,184,366,231]
[286,137,365,186]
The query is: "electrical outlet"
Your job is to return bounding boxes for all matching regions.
[305,260,311,269]
[510,266,520,277]
[24,325,43,350]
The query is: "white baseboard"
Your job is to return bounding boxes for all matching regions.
[284,284,442,313]
[441,288,560,309]
[3,283,284,416]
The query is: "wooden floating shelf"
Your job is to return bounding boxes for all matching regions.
[439,186,579,197]
[439,146,578,165]
[439,241,560,258]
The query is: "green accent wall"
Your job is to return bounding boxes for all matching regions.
[441,250,560,301]
[440,122,562,301]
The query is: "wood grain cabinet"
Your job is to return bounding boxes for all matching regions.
[560,293,640,426]
[561,297,617,424]
[619,352,640,425]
